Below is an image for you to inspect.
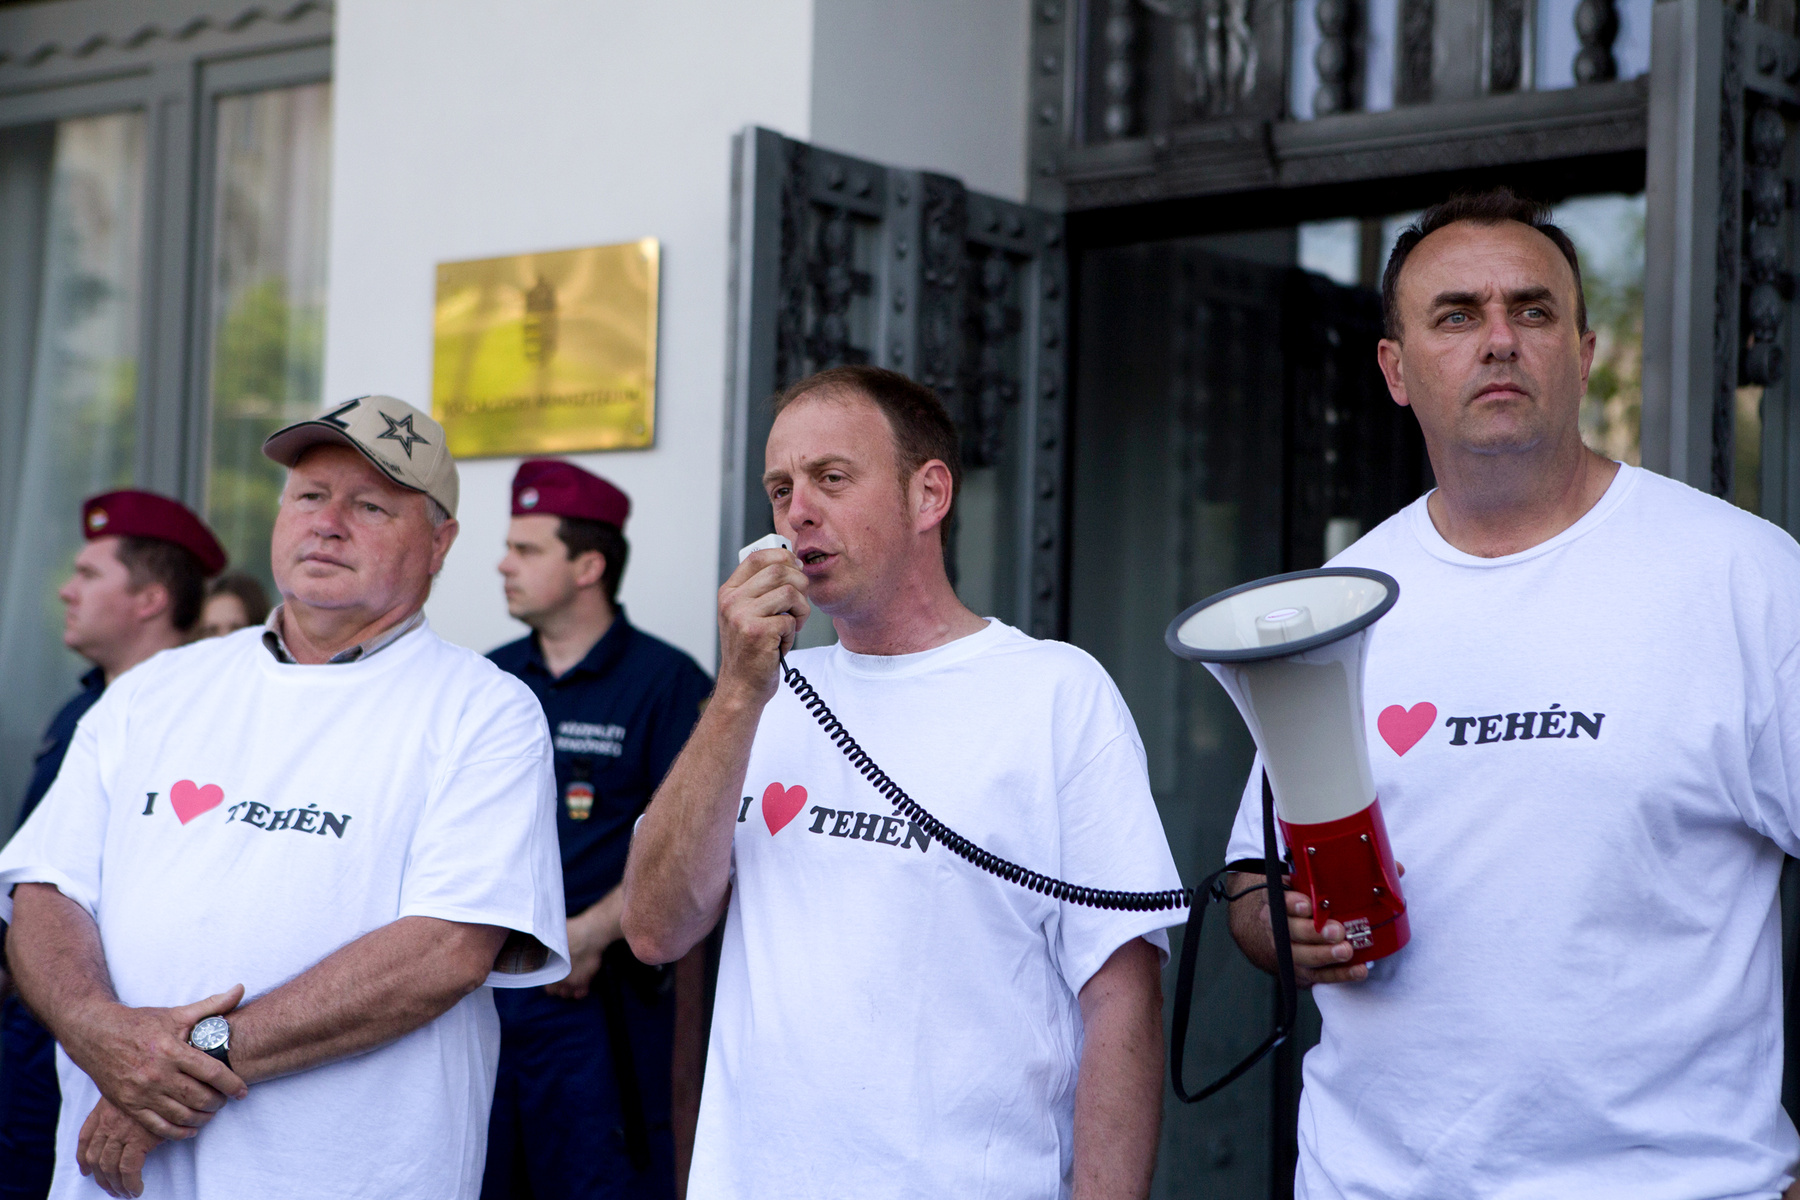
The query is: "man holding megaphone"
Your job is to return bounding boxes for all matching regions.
[1222,188,1800,1198]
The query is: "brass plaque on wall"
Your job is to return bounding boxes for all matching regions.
[432,239,659,457]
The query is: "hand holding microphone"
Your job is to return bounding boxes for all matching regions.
[717,534,810,706]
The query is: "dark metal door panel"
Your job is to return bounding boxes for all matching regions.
[1070,241,1428,1199]
[723,127,1069,639]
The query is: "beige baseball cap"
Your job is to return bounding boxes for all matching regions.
[262,395,460,518]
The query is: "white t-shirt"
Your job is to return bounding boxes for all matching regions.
[0,621,570,1200]
[1224,465,1800,1199]
[689,619,1183,1200]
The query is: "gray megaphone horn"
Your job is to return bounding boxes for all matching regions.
[1166,567,1409,963]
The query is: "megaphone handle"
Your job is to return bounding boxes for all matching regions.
[1169,769,1299,1104]
[1263,771,1300,1034]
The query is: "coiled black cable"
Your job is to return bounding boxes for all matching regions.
[780,657,1192,912]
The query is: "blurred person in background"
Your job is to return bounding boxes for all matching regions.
[197,574,269,639]
[484,460,711,1200]
[0,492,225,1200]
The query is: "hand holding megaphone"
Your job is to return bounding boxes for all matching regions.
[1233,859,1406,985]
[717,534,810,706]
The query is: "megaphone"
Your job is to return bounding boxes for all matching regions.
[1166,568,1409,963]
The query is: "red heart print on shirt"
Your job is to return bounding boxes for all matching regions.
[1378,703,1437,756]
[762,782,806,836]
[170,780,224,825]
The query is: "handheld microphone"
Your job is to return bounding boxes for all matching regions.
[738,534,792,562]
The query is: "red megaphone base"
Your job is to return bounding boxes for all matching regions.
[1279,798,1410,964]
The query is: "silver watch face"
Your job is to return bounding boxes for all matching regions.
[190,1016,230,1052]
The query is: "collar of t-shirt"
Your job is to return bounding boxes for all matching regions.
[523,606,634,683]
[829,617,1003,679]
[260,605,427,665]
[1404,461,1639,567]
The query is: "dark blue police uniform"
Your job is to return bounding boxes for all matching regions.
[483,612,710,1200]
[0,668,106,1200]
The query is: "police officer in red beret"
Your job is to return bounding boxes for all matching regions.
[0,491,224,1200]
[484,460,711,1200]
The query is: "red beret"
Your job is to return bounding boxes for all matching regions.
[82,491,227,576]
[511,460,630,528]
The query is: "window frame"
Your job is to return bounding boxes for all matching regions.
[0,0,333,510]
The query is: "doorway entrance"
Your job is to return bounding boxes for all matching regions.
[1068,229,1429,1194]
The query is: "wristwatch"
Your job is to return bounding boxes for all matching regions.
[188,1016,231,1068]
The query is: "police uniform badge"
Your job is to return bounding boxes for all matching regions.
[564,760,595,820]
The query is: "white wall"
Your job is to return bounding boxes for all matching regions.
[809,0,1030,202]
[323,1,1036,667]
[322,0,816,668]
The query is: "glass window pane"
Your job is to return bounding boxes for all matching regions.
[205,81,333,593]
[1553,193,1644,467]
[0,110,147,819]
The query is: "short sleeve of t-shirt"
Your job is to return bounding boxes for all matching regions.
[1223,753,1287,868]
[1052,722,1183,994]
[0,695,119,923]
[399,677,570,988]
[1743,642,1800,854]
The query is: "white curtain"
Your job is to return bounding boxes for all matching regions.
[0,111,146,824]
[205,81,334,593]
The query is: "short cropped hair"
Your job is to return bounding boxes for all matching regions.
[556,517,628,605]
[772,365,962,541]
[115,536,210,633]
[207,571,271,626]
[1382,187,1588,341]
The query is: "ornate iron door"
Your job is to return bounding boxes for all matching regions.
[723,127,1070,640]
[1644,0,1800,531]
[1070,240,1429,1198]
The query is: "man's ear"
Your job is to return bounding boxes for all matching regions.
[571,549,607,591]
[912,459,954,536]
[131,581,173,624]
[1377,338,1411,409]
[1578,327,1598,390]
[429,517,460,576]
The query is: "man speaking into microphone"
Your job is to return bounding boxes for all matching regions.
[1224,189,1800,1198]
[622,365,1181,1199]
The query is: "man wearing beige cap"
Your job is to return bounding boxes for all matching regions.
[0,395,569,1200]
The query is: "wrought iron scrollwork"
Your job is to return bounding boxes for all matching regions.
[805,209,870,368]
[1574,0,1620,84]
[1103,0,1140,137]
[1741,103,1793,390]
[1395,0,1433,103]
[774,141,812,389]
[1313,0,1359,115]
[745,129,1066,634]
[1489,0,1528,93]
[1148,0,1261,118]
[917,176,968,403]
[1713,12,1746,498]
[963,251,1023,468]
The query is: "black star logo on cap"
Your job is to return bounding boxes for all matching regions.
[375,412,429,458]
